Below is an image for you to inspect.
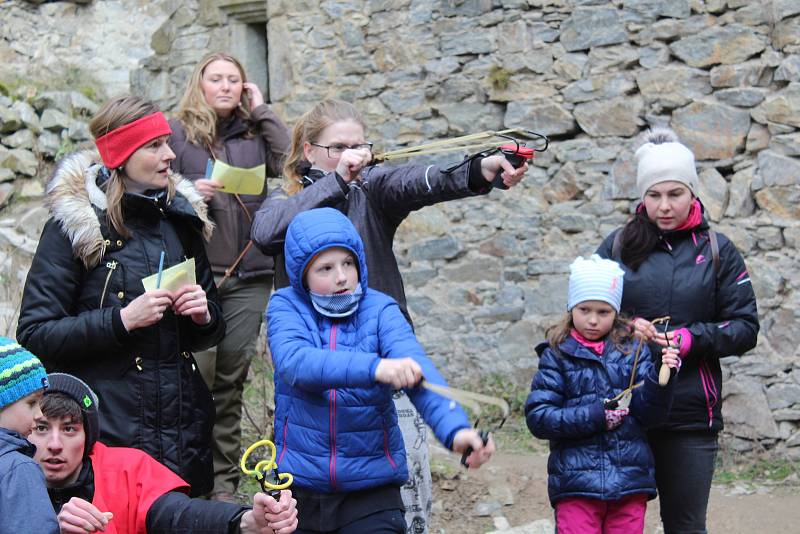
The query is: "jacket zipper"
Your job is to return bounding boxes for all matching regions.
[98,260,118,308]
[329,324,338,491]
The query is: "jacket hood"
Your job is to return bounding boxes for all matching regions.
[0,428,34,458]
[45,150,214,269]
[284,207,368,295]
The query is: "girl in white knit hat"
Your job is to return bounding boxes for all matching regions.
[525,255,680,534]
[595,129,759,534]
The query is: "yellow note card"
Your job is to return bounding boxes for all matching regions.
[211,159,265,195]
[142,257,196,292]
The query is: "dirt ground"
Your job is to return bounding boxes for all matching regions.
[427,443,800,534]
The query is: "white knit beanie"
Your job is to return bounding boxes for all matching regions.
[635,128,698,200]
[567,255,625,312]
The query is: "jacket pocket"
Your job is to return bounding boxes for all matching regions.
[382,422,398,470]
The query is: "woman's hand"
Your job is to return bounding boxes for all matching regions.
[194,179,221,202]
[480,154,528,188]
[172,284,211,326]
[243,82,265,110]
[374,357,423,389]
[57,497,113,533]
[452,429,495,469]
[120,289,173,332]
[631,317,659,342]
[240,490,298,534]
[662,346,681,370]
[335,147,372,183]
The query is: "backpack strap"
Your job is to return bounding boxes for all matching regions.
[611,229,623,261]
[708,228,720,277]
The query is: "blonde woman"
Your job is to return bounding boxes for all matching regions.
[17,95,224,496]
[252,99,528,533]
[169,52,290,500]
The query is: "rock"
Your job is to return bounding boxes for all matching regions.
[752,83,800,128]
[560,7,627,52]
[670,24,766,67]
[525,275,569,315]
[488,483,515,506]
[435,101,505,134]
[605,151,637,200]
[770,133,800,156]
[486,519,555,534]
[0,183,12,209]
[32,91,72,113]
[552,53,588,81]
[37,130,62,158]
[636,66,711,109]
[773,15,800,50]
[586,44,639,74]
[543,162,581,204]
[441,254,501,283]
[624,0,691,18]
[671,100,750,160]
[473,500,502,517]
[493,516,511,530]
[574,95,644,137]
[697,168,728,221]
[19,179,45,198]
[0,148,38,176]
[11,100,40,133]
[756,226,783,251]
[473,305,525,324]
[710,61,770,88]
[0,167,14,183]
[408,235,463,261]
[638,43,670,69]
[1,129,35,150]
[441,32,495,56]
[714,87,767,108]
[775,55,800,82]
[40,108,73,133]
[504,101,577,136]
[498,319,539,366]
[69,91,99,116]
[15,206,49,239]
[0,225,38,255]
[725,167,756,218]
[723,377,780,440]
[766,383,800,410]
[773,0,800,20]
[757,150,800,187]
[0,107,22,134]
[745,123,770,153]
[563,73,635,103]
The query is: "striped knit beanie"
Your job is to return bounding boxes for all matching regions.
[567,255,625,312]
[0,338,49,409]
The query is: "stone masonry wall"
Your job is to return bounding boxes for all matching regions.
[1,0,799,456]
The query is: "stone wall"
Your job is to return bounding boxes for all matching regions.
[2,0,800,456]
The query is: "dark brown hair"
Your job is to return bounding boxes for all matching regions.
[40,392,83,424]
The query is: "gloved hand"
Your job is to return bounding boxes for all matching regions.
[605,408,629,430]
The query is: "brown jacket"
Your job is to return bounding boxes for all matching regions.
[169,105,290,279]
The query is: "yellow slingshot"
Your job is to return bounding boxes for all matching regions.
[240,439,293,497]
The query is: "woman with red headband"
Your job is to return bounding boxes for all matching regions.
[17,95,225,496]
[168,52,290,501]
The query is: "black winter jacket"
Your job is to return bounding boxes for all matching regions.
[251,161,490,319]
[17,151,225,496]
[597,216,759,432]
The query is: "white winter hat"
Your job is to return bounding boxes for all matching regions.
[568,255,625,312]
[635,128,698,200]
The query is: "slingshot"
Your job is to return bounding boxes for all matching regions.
[419,380,509,467]
[240,439,293,500]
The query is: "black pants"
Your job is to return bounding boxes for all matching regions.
[649,429,718,534]
[294,508,406,534]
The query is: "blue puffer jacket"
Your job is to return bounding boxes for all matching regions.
[525,336,673,506]
[267,207,470,493]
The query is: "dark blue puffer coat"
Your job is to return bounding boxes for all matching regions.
[525,336,673,506]
[267,207,470,493]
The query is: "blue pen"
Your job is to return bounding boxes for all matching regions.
[155,251,166,289]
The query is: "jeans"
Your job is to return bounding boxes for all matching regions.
[649,429,718,534]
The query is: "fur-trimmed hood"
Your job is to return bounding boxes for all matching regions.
[45,150,214,269]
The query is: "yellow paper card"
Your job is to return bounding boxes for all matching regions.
[142,257,196,292]
[211,160,265,195]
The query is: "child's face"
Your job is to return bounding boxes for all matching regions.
[571,300,616,341]
[30,411,86,488]
[0,390,43,437]
[305,247,359,295]
[303,119,366,172]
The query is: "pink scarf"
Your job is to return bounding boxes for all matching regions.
[673,199,703,231]
[570,329,605,355]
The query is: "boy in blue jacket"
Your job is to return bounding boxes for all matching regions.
[0,338,59,533]
[267,207,494,534]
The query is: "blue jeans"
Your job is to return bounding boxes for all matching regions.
[294,508,406,534]
[649,429,719,534]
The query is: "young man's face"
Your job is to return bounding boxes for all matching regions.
[0,390,43,437]
[30,410,85,488]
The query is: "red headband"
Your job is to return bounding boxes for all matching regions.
[94,112,172,169]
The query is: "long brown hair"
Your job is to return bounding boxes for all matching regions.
[282,99,365,196]
[176,52,253,147]
[546,310,634,355]
[89,95,176,238]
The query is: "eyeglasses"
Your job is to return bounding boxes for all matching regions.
[310,142,374,158]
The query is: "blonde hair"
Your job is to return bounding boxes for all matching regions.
[89,95,176,239]
[282,99,365,196]
[176,52,253,147]
[546,311,634,356]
